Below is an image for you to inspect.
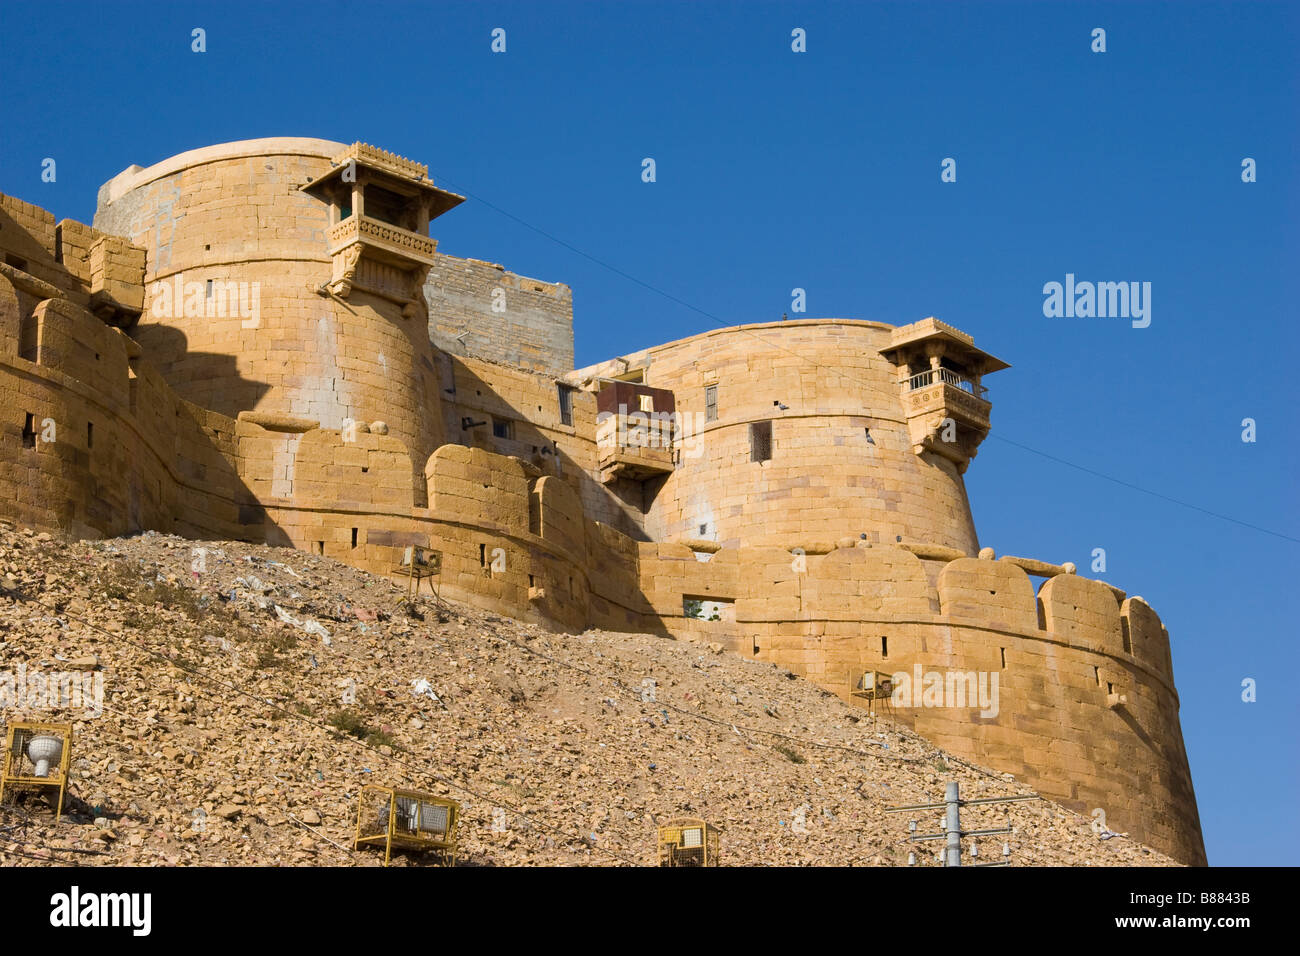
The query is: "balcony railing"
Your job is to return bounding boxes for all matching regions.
[906,367,987,400]
[326,215,438,263]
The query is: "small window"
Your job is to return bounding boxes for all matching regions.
[205,279,213,299]
[881,636,888,658]
[749,420,772,462]
[492,419,512,440]
[86,421,93,449]
[479,543,487,567]
[704,385,718,422]
[351,528,358,549]
[1121,617,1132,654]
[558,385,574,426]
[4,254,27,272]
[1000,647,1006,669]
[639,394,654,413]
[22,413,36,449]
[314,541,325,555]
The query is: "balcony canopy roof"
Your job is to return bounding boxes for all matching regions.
[301,142,465,221]
[878,317,1010,376]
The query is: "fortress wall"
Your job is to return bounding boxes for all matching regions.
[668,544,1201,864]
[620,321,979,554]
[425,253,574,376]
[937,557,1040,632]
[445,354,646,539]
[21,299,132,408]
[418,444,589,628]
[1,195,145,320]
[586,521,653,629]
[0,273,243,541]
[0,194,66,297]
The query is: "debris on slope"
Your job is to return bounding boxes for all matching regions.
[0,525,1176,866]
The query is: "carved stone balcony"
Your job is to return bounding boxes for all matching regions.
[301,141,464,318]
[596,412,675,484]
[905,368,992,429]
[879,317,1009,474]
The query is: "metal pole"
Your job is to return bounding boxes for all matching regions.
[945,781,961,867]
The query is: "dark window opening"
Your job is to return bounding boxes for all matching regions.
[314,541,325,555]
[749,420,772,462]
[1000,647,1006,669]
[528,574,535,587]
[22,414,36,449]
[364,184,411,229]
[86,421,93,449]
[4,254,27,272]
[1094,665,1100,685]
[479,543,487,567]
[558,385,574,426]
[492,419,511,440]
[1121,617,1132,654]
[351,528,358,549]
[361,466,368,473]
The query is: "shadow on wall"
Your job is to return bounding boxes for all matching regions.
[0,275,260,543]
[130,323,272,418]
[445,358,649,542]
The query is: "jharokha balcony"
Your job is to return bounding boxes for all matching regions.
[879,317,1009,473]
[904,366,992,430]
[301,142,464,316]
[594,380,677,484]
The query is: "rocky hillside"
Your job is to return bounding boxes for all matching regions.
[0,523,1175,866]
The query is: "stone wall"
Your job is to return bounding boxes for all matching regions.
[629,541,1205,865]
[425,254,573,376]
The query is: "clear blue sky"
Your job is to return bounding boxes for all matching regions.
[2,1,1296,866]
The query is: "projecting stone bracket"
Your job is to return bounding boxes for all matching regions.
[906,405,987,475]
[325,224,433,320]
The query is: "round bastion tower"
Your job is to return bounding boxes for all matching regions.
[578,318,1005,556]
[93,138,460,499]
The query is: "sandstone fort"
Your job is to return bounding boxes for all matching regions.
[0,137,1204,864]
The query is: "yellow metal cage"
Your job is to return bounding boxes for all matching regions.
[394,546,442,607]
[354,785,459,866]
[0,722,73,822]
[657,817,720,867]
